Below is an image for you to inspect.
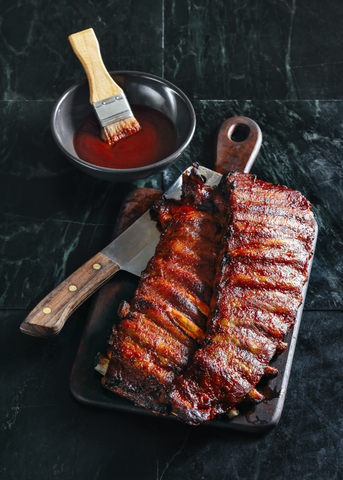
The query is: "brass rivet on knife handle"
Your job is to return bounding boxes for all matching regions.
[20,252,121,337]
[215,116,262,174]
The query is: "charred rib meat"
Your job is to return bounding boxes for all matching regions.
[100,167,226,414]
[170,172,315,424]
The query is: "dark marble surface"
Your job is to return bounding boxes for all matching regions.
[1,1,343,479]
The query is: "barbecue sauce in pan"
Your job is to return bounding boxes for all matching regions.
[73,105,178,169]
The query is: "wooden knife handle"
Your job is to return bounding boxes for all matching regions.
[68,28,122,104]
[215,116,262,174]
[20,252,120,337]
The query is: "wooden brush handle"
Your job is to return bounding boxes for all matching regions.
[69,28,122,104]
[20,253,120,337]
[215,116,262,174]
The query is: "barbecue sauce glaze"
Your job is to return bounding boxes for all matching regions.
[73,105,178,169]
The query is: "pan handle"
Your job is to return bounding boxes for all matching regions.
[214,116,262,174]
[20,253,120,337]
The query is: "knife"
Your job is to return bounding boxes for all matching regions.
[20,116,262,337]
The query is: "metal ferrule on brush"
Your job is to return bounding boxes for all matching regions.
[93,93,133,127]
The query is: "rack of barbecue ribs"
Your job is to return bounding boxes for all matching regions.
[96,165,316,425]
[96,167,227,414]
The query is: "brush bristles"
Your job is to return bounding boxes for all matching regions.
[101,116,141,145]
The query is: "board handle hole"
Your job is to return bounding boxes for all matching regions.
[229,123,250,143]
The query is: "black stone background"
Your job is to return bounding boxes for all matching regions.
[1,1,343,479]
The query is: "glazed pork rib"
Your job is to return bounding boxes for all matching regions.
[170,172,315,424]
[99,168,226,414]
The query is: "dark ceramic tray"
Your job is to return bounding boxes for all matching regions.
[70,189,318,432]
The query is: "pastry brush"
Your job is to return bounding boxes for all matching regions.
[68,28,141,145]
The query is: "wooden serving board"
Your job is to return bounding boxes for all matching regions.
[70,187,317,432]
